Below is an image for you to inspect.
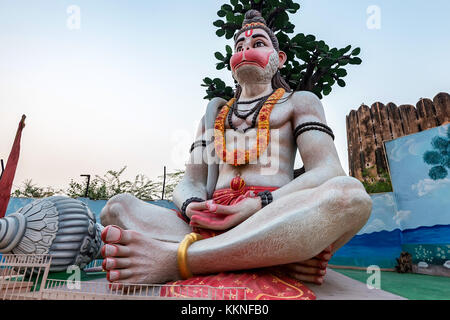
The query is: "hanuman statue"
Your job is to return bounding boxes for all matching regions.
[99,10,372,299]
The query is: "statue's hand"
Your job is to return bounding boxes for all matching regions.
[187,197,262,230]
[185,200,207,220]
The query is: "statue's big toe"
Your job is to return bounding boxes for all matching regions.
[101,225,123,244]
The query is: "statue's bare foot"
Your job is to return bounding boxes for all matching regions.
[270,246,333,285]
[101,225,180,288]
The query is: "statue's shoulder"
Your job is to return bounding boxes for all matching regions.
[289,90,326,121]
[204,97,228,125]
[205,97,228,113]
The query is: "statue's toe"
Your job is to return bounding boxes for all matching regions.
[101,244,130,258]
[107,268,133,282]
[106,270,120,282]
[102,257,131,271]
[101,225,123,244]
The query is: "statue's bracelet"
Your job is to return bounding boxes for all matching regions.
[177,232,203,279]
[257,190,273,208]
[181,197,205,222]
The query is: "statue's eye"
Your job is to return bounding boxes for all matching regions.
[236,46,243,52]
[254,41,265,48]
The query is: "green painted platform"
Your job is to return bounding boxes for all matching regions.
[332,268,450,300]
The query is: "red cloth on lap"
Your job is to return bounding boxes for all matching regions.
[167,186,316,300]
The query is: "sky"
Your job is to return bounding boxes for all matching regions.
[0,0,449,192]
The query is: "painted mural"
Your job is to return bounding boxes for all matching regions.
[330,192,402,268]
[387,123,450,267]
[331,123,450,269]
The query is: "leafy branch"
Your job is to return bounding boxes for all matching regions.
[203,0,362,100]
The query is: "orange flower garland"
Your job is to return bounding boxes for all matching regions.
[214,88,285,166]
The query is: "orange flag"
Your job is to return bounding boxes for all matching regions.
[0,115,26,217]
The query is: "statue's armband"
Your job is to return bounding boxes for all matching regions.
[293,122,335,142]
[189,140,207,153]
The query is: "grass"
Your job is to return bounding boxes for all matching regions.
[332,268,450,300]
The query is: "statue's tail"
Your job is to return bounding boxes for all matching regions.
[0,115,26,217]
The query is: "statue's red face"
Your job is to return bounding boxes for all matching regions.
[231,29,276,71]
[231,28,286,85]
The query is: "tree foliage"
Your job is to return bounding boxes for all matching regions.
[67,167,160,201]
[361,167,393,194]
[12,179,61,198]
[202,0,362,101]
[423,126,450,180]
[157,169,185,200]
[12,167,185,201]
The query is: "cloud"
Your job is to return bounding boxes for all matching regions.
[387,139,412,162]
[393,210,411,227]
[411,178,450,197]
[407,139,427,156]
[437,124,450,137]
[371,193,395,208]
[388,138,428,162]
[358,193,400,234]
[358,218,388,234]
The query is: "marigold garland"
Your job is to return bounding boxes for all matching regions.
[214,88,285,166]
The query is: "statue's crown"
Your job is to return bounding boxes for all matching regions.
[241,22,266,30]
[234,10,279,52]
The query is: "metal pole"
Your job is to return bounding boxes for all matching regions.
[161,166,166,200]
[80,174,91,198]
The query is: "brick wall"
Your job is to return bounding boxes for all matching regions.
[346,92,450,183]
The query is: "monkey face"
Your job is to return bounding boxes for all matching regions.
[231,28,286,86]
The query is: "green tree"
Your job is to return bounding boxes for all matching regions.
[157,169,185,200]
[423,126,450,180]
[202,0,362,101]
[12,179,61,198]
[12,167,185,201]
[66,166,162,201]
[362,168,393,194]
[66,166,185,201]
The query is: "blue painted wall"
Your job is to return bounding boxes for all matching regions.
[331,123,450,268]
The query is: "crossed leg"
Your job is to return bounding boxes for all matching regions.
[99,176,370,286]
[100,193,192,242]
[100,225,333,286]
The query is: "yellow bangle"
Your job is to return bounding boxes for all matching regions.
[177,232,203,279]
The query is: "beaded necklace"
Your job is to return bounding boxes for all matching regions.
[228,99,264,132]
[214,88,285,166]
[232,99,263,120]
[236,92,274,105]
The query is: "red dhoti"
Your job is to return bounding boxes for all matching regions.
[165,185,316,300]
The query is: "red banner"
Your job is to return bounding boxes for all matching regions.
[0,115,26,217]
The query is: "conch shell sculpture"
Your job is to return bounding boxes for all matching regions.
[0,196,104,271]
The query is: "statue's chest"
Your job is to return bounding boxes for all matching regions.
[222,104,291,148]
[224,104,289,132]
